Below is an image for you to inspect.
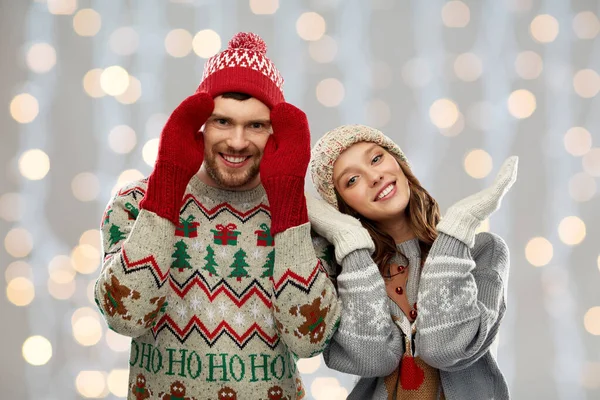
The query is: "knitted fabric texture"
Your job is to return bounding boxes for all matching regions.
[95,175,341,399]
[310,124,409,208]
[314,233,510,400]
[197,32,284,108]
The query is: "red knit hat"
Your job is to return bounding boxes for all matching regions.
[197,32,284,108]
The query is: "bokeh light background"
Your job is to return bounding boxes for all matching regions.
[1,0,600,399]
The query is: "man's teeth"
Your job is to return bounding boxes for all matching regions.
[377,184,394,200]
[223,155,246,164]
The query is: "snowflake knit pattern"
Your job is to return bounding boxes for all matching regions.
[95,175,340,400]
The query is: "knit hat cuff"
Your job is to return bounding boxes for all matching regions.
[197,65,284,109]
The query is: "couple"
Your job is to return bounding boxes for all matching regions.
[95,32,516,400]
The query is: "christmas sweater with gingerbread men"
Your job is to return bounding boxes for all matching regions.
[95,175,341,400]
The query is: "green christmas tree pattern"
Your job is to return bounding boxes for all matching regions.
[261,249,275,278]
[228,249,250,281]
[171,240,192,272]
[108,224,126,247]
[202,245,219,277]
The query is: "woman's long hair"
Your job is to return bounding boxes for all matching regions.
[335,155,441,270]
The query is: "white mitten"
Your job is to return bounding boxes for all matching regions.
[307,194,375,264]
[437,156,518,247]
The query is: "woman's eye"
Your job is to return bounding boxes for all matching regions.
[347,176,357,187]
[372,154,382,164]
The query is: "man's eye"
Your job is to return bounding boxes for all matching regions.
[216,119,228,125]
[251,123,263,129]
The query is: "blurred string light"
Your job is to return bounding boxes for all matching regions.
[249,0,279,15]
[308,35,337,63]
[311,377,348,400]
[108,125,137,154]
[296,12,326,41]
[514,51,543,80]
[525,237,553,267]
[573,69,600,98]
[5,227,33,258]
[107,369,129,397]
[454,52,482,82]
[429,98,459,129]
[10,93,39,123]
[192,29,221,58]
[71,243,100,275]
[316,78,344,107]
[87,280,96,305]
[530,14,559,43]
[507,89,536,119]
[47,0,78,15]
[564,127,592,156]
[100,66,129,96]
[76,371,108,398]
[111,169,144,196]
[558,216,586,245]
[464,149,493,179]
[47,255,77,300]
[73,8,101,37]
[115,76,142,104]
[572,11,600,39]
[26,43,56,73]
[297,356,321,374]
[582,148,600,176]
[5,260,33,282]
[584,307,600,335]
[18,149,50,180]
[7,277,35,306]
[142,139,159,166]
[105,330,130,352]
[441,1,470,28]
[83,68,105,98]
[71,172,100,202]
[72,307,103,346]
[22,336,52,366]
[165,29,193,58]
[475,218,490,234]
[439,112,465,137]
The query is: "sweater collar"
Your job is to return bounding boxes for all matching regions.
[188,174,267,205]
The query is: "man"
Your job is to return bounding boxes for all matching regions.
[95,32,341,399]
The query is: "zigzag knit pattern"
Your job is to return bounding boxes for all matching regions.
[94,175,341,400]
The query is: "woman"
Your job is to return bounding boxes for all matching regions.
[308,124,516,399]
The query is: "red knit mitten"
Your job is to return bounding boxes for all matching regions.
[139,92,214,225]
[260,103,310,235]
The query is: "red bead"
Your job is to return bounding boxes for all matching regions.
[409,310,418,320]
[413,302,418,310]
[395,286,403,295]
[398,265,406,273]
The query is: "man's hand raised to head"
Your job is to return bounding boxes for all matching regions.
[140,92,215,225]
